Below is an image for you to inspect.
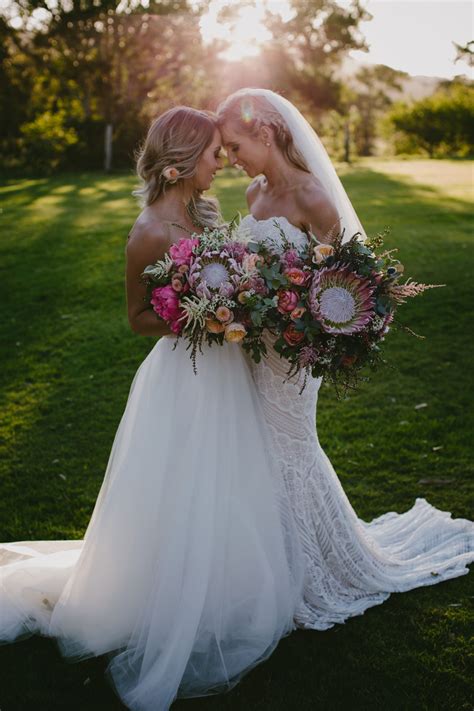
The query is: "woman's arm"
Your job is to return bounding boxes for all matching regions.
[125,223,174,338]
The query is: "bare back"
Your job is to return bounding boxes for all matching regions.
[126,208,200,337]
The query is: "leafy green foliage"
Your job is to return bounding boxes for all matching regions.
[387,81,474,158]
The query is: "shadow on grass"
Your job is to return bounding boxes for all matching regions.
[0,166,472,710]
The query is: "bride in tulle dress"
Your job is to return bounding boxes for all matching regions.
[0,107,306,710]
[217,88,474,630]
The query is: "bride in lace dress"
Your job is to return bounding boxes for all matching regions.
[217,88,474,631]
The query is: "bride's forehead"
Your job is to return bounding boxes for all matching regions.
[220,123,246,144]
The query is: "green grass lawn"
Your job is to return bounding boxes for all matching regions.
[0,160,473,710]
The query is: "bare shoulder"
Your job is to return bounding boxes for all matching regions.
[126,214,171,265]
[245,175,264,208]
[295,179,341,243]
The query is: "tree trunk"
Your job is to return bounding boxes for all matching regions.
[104,123,113,172]
[344,121,351,163]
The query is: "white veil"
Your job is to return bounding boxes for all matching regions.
[234,88,367,244]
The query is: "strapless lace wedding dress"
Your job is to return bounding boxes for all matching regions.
[240,213,474,631]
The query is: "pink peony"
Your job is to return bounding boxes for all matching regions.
[169,238,199,267]
[277,288,299,314]
[151,285,186,333]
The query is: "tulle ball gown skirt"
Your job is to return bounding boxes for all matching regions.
[0,336,305,711]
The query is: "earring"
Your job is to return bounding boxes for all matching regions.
[265,142,271,147]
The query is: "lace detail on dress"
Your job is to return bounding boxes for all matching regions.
[243,214,474,631]
[240,214,308,253]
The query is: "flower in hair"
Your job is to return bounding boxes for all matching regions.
[162,166,180,183]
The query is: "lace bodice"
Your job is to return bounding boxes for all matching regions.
[239,214,308,253]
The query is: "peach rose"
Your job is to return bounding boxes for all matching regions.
[313,244,335,264]
[283,324,305,346]
[224,322,247,343]
[290,306,306,321]
[215,306,234,324]
[284,267,306,286]
[205,318,225,334]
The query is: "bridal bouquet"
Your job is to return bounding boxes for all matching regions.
[245,222,443,393]
[141,223,275,370]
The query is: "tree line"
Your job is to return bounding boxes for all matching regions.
[1,0,472,174]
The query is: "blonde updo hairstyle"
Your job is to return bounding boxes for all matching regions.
[133,106,222,228]
[217,90,310,174]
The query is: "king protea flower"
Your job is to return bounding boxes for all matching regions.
[309,265,375,335]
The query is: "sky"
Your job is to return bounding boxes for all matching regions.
[200,0,473,78]
[349,1,473,78]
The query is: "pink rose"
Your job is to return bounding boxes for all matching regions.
[277,288,299,314]
[284,267,306,286]
[169,238,199,267]
[150,285,186,333]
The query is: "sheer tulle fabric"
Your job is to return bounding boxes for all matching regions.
[241,214,474,630]
[0,337,304,710]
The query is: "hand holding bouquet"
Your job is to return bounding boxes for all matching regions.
[141,223,275,370]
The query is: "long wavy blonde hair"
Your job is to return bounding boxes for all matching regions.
[216,89,311,174]
[133,106,222,228]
